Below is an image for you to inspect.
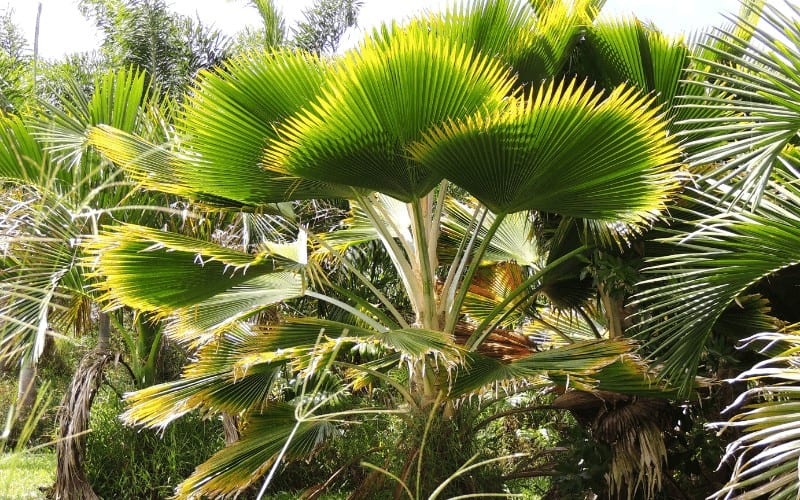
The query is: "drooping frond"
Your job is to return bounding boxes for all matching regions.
[710,327,800,500]
[450,338,638,396]
[680,1,800,207]
[176,404,337,498]
[85,224,304,341]
[633,178,800,394]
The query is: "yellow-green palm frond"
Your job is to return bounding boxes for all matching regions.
[85,224,304,341]
[268,22,515,201]
[100,49,350,206]
[176,404,337,498]
[450,338,638,397]
[419,0,594,83]
[411,78,680,220]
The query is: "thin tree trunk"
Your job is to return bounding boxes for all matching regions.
[16,356,36,415]
[96,311,110,350]
[222,413,239,446]
[599,283,625,339]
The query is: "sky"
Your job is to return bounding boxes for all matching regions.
[0,0,750,59]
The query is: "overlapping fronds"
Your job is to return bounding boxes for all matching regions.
[450,338,637,396]
[0,189,83,363]
[85,224,305,337]
[681,1,800,207]
[88,51,351,206]
[634,178,800,394]
[710,328,800,500]
[411,79,680,219]
[268,22,514,201]
[584,18,688,113]
[440,200,540,266]
[420,0,595,83]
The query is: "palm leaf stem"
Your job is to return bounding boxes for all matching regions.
[429,453,528,500]
[536,317,578,344]
[445,211,507,334]
[468,245,589,350]
[303,290,389,333]
[429,180,449,262]
[305,228,409,328]
[411,196,437,328]
[356,191,419,315]
[441,205,487,318]
[416,389,446,499]
[257,337,348,499]
[320,282,401,331]
[483,285,544,338]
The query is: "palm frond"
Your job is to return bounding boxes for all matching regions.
[421,0,594,84]
[709,328,800,500]
[450,338,636,396]
[440,199,540,266]
[86,224,304,321]
[269,22,514,201]
[584,18,688,113]
[633,178,800,394]
[411,78,680,220]
[176,404,336,498]
[680,1,800,207]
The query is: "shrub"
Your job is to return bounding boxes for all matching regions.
[85,388,224,499]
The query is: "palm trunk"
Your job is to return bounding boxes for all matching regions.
[599,283,625,339]
[54,349,113,500]
[54,308,114,499]
[97,311,110,350]
[16,356,37,416]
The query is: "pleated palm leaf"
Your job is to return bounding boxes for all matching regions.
[85,1,682,496]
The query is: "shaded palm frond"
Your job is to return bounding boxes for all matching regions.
[176,403,337,498]
[633,178,800,394]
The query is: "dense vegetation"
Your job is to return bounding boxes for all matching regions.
[1,0,799,499]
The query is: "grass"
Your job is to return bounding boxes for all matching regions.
[0,450,56,499]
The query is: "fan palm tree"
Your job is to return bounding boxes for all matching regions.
[85,0,685,496]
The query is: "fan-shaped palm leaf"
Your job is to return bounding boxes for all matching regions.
[420,0,596,84]
[176,403,337,498]
[86,224,305,342]
[268,22,514,201]
[410,79,680,219]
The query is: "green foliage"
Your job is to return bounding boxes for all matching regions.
[0,450,55,498]
[293,0,362,54]
[0,7,31,113]
[78,0,230,98]
[85,389,224,499]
